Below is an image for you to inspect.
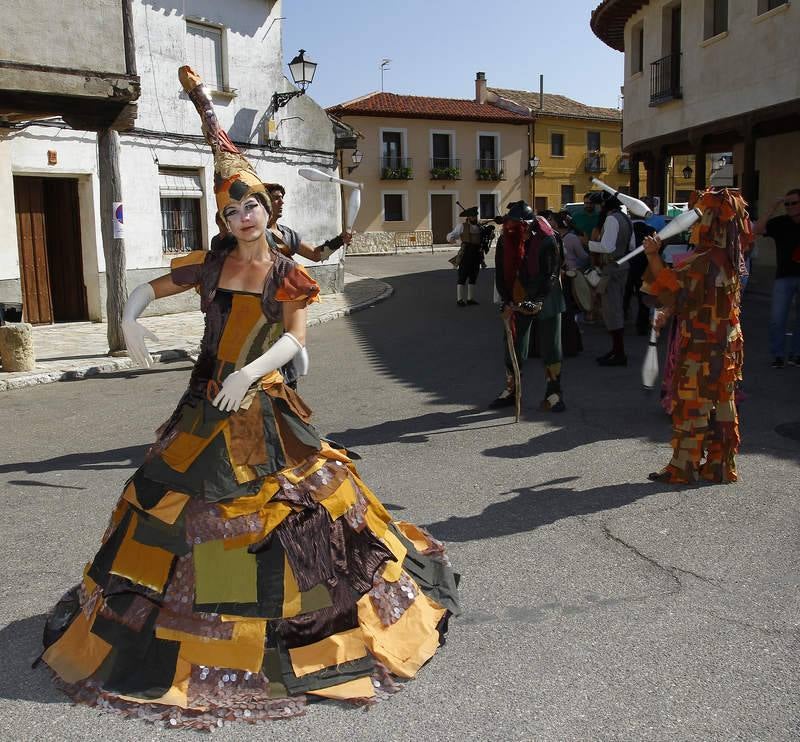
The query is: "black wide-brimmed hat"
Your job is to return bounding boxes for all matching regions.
[459,206,479,218]
[504,201,535,222]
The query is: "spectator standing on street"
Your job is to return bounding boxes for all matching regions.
[448,206,484,306]
[572,191,601,245]
[589,193,635,366]
[753,188,800,368]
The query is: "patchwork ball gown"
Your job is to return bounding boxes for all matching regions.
[39,248,461,730]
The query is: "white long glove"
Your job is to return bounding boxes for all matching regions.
[213,332,303,413]
[294,345,309,377]
[122,283,159,369]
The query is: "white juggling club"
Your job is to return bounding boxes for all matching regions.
[616,207,702,266]
[591,178,653,219]
[298,167,362,191]
[345,189,361,233]
[642,323,660,390]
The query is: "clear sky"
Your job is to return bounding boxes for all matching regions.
[282,0,624,110]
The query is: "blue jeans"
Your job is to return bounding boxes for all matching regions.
[769,276,800,357]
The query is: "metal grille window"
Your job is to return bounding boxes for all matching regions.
[161,198,202,253]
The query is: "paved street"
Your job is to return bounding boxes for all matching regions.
[0,253,798,741]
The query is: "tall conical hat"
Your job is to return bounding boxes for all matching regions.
[179,66,280,215]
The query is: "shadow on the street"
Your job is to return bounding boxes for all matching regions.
[63,358,193,382]
[0,444,147,476]
[336,264,798,465]
[0,613,64,703]
[425,476,714,542]
[328,407,512,447]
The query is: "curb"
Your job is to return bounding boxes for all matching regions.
[0,278,394,392]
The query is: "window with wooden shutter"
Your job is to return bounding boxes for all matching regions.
[186,21,224,90]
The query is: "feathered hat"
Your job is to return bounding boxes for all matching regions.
[178,66,280,216]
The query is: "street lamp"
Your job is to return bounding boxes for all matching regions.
[271,49,317,112]
[347,149,363,174]
[527,155,540,175]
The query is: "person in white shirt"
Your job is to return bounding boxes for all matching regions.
[588,194,635,366]
[447,206,484,306]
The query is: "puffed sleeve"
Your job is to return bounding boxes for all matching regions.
[275,263,321,306]
[170,250,206,289]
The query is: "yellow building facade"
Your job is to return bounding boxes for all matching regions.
[488,86,627,212]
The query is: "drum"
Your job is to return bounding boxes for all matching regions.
[571,269,594,311]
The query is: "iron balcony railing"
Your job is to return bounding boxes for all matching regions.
[617,156,632,174]
[380,157,414,180]
[584,152,607,173]
[650,53,682,105]
[475,159,506,180]
[429,158,461,180]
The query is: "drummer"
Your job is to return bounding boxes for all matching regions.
[550,211,588,354]
[554,211,589,272]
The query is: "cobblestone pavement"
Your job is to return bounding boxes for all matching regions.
[0,273,392,392]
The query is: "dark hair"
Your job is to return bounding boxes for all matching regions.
[268,184,286,196]
[786,188,800,198]
[538,209,554,220]
[552,211,574,230]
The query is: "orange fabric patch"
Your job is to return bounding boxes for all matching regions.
[172,619,266,672]
[307,676,375,700]
[287,627,368,677]
[275,264,320,305]
[161,425,224,473]
[41,600,111,683]
[357,591,446,679]
[170,251,206,270]
[110,512,175,592]
[217,294,265,364]
[122,485,190,525]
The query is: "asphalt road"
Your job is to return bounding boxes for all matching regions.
[1,254,798,741]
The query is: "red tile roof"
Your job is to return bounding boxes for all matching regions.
[326,92,531,124]
[490,88,622,122]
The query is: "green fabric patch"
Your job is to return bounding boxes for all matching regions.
[133,508,190,556]
[391,523,462,616]
[300,583,333,614]
[101,636,180,700]
[87,509,133,588]
[277,637,374,695]
[193,540,258,605]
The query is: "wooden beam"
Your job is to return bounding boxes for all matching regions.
[97,128,127,352]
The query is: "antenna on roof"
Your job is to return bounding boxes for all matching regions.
[380,59,391,92]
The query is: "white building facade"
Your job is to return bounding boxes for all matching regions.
[591,0,800,248]
[0,0,344,323]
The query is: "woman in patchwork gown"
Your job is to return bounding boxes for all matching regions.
[37,66,460,731]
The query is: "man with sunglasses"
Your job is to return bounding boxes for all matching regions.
[754,189,800,368]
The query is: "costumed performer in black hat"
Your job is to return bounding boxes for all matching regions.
[490,201,566,412]
[447,205,484,306]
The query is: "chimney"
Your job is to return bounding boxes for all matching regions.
[475,72,487,104]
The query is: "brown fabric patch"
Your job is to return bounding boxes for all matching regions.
[262,382,313,424]
[227,393,268,466]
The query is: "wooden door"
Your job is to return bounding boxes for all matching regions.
[14,176,53,324]
[43,179,88,321]
[430,194,453,244]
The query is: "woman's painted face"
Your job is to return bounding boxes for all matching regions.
[222,196,268,242]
